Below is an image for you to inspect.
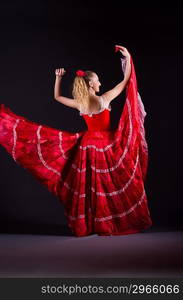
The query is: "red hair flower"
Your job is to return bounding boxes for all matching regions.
[76,70,86,77]
[115,46,120,52]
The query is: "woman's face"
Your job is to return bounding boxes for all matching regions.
[89,73,101,93]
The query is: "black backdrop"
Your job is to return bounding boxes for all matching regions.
[0,1,182,234]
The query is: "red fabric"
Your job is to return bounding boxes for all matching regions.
[0,57,152,237]
[115,46,120,52]
[82,109,111,131]
[76,70,86,77]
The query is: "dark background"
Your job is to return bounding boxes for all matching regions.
[0,1,182,234]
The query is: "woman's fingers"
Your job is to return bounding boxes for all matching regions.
[55,68,66,76]
[115,45,128,54]
[115,45,126,50]
[60,68,65,74]
[115,45,130,58]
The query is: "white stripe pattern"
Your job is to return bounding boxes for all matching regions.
[91,101,132,173]
[91,150,139,196]
[95,189,145,222]
[78,139,118,152]
[37,125,60,176]
[35,98,135,197]
[137,93,148,154]
[12,119,20,161]
[67,149,139,199]
[70,98,132,174]
[36,129,88,196]
[59,131,68,160]
[36,126,84,194]
[66,208,92,221]
[67,189,145,222]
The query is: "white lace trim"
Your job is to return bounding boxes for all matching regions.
[35,117,135,199]
[11,97,134,199]
[12,119,20,162]
[37,125,60,176]
[59,131,68,160]
[78,138,119,152]
[66,188,145,222]
[137,92,148,154]
[79,96,111,117]
[70,98,132,173]
[94,189,145,222]
[91,150,139,196]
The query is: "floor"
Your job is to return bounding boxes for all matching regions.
[0,227,183,278]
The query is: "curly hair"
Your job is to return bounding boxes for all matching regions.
[72,71,95,112]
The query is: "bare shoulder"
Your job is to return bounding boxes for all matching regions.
[95,95,101,101]
[100,93,110,104]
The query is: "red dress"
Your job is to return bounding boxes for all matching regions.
[0,57,152,237]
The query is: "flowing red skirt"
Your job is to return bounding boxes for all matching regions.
[0,58,152,237]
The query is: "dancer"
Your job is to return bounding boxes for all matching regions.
[0,45,152,237]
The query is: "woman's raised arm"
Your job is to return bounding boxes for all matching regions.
[54,68,78,109]
[101,46,131,104]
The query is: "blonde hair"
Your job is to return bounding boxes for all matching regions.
[72,71,95,112]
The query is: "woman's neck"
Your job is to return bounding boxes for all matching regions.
[89,87,96,96]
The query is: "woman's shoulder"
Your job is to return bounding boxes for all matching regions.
[77,95,101,113]
[78,95,111,116]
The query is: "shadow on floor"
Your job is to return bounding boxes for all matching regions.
[0,225,183,278]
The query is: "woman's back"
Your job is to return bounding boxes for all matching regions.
[79,96,112,131]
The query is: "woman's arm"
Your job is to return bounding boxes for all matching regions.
[54,68,78,109]
[101,46,131,104]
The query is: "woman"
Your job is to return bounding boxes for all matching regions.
[0,45,152,237]
[54,46,131,120]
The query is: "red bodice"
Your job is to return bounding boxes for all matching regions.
[81,109,111,131]
[79,97,111,131]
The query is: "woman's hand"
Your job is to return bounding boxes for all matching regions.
[115,45,130,58]
[55,68,66,77]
